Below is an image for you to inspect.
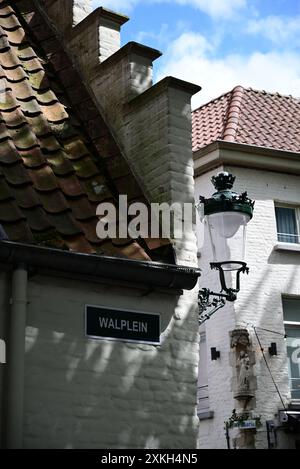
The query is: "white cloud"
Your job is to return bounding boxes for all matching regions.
[92,0,246,17]
[156,32,300,109]
[92,0,139,11]
[247,15,300,45]
[166,0,247,19]
[136,23,170,46]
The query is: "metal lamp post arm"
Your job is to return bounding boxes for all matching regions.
[198,288,226,325]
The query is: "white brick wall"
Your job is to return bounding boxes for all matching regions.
[99,19,121,61]
[195,165,300,449]
[20,274,199,449]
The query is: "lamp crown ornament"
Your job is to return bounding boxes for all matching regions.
[200,171,254,219]
[212,171,235,191]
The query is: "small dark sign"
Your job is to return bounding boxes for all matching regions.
[85,305,161,345]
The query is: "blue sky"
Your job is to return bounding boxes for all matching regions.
[91,1,300,108]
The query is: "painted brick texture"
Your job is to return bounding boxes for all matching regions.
[21,275,199,449]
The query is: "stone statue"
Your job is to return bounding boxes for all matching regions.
[230,329,250,348]
[238,351,250,391]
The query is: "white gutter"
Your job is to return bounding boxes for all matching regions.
[6,264,28,449]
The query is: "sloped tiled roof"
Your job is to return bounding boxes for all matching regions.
[0,0,172,262]
[192,86,300,153]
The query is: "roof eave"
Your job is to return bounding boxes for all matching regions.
[194,140,300,177]
[0,241,201,292]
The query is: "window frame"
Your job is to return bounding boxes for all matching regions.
[274,203,300,245]
[283,297,300,401]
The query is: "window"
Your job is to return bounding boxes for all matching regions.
[275,205,300,244]
[283,298,300,400]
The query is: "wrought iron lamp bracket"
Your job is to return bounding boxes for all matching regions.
[198,288,227,325]
[198,263,249,325]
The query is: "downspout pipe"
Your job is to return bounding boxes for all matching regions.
[6,264,28,449]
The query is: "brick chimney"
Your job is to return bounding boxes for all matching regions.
[39,0,92,33]
[39,1,128,73]
[37,0,201,266]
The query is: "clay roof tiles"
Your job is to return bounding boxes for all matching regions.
[192,86,300,153]
[0,0,172,262]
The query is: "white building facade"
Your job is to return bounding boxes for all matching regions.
[193,87,300,449]
[0,0,201,449]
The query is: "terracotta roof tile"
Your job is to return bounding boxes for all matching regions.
[46,211,82,236]
[1,161,31,185]
[0,138,20,163]
[63,233,95,254]
[19,147,45,168]
[10,183,40,208]
[56,174,84,197]
[0,174,11,200]
[0,198,24,221]
[78,217,100,244]
[192,86,300,153]
[21,205,52,231]
[36,190,69,214]
[0,1,174,263]
[67,196,96,221]
[3,218,34,243]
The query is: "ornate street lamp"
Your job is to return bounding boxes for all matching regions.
[197,172,254,324]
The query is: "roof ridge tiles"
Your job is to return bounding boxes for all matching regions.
[222,86,245,142]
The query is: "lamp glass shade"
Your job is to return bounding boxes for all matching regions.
[206,211,250,270]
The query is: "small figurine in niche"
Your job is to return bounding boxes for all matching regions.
[238,351,251,391]
[230,329,250,348]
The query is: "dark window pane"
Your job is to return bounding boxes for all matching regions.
[283,298,300,322]
[275,207,298,243]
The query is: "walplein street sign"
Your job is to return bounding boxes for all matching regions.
[85,305,161,345]
[232,420,257,429]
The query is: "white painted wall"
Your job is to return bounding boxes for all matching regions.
[195,165,300,449]
[21,274,199,449]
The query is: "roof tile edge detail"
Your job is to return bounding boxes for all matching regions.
[222,85,244,143]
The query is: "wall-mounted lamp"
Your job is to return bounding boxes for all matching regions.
[211,347,221,361]
[197,172,254,324]
[269,342,277,356]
